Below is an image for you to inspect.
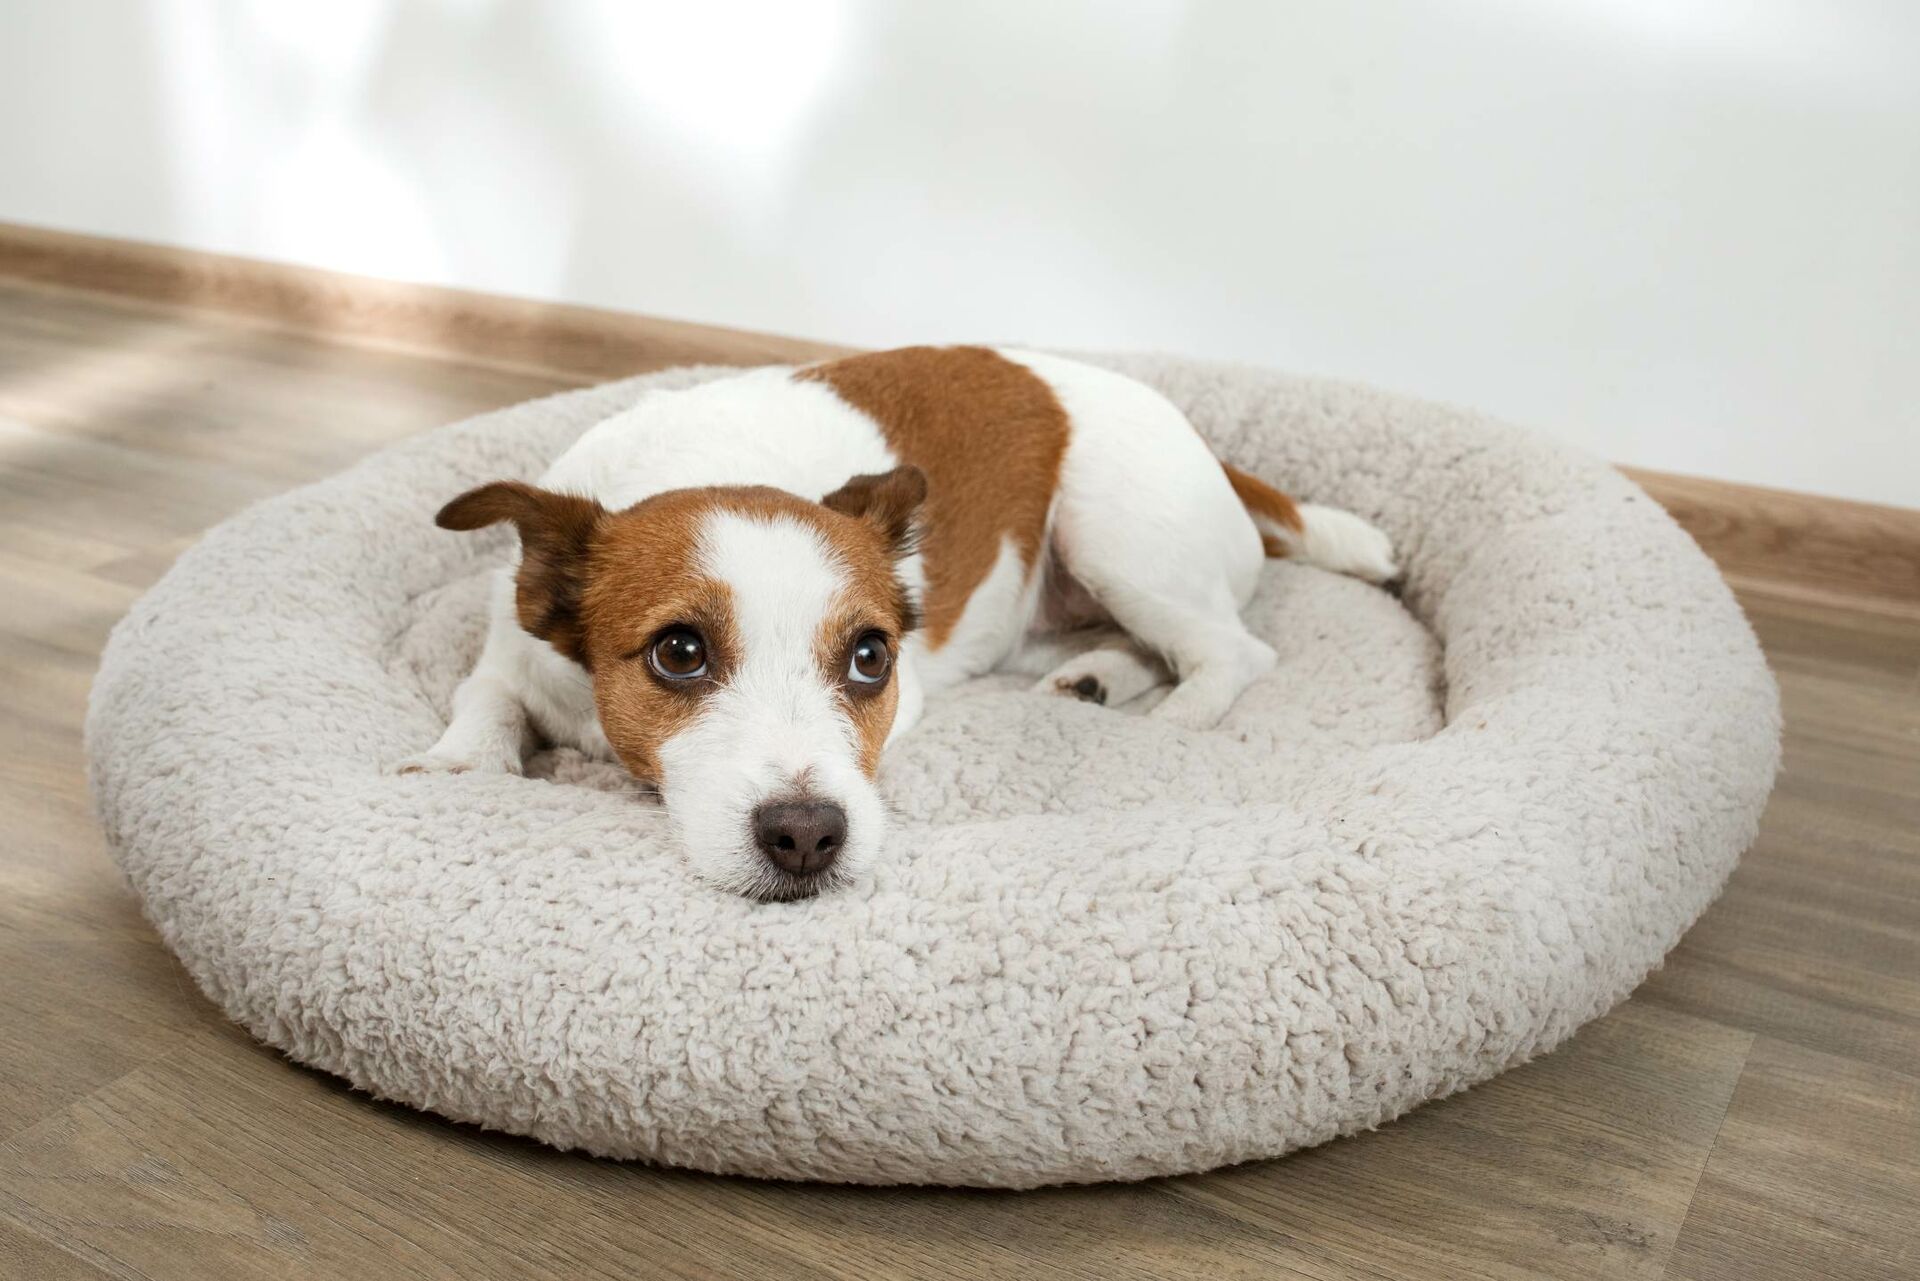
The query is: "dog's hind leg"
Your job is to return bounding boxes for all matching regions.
[1100,584,1277,730]
[1141,626,1276,730]
[1046,488,1277,730]
[999,349,1288,730]
[1027,545,1275,730]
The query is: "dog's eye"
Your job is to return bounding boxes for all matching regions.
[648,627,708,680]
[847,632,891,685]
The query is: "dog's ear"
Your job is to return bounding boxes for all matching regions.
[821,465,927,559]
[437,481,605,664]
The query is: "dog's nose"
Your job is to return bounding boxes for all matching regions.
[752,799,847,876]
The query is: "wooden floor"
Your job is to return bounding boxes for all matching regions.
[0,276,1914,1281]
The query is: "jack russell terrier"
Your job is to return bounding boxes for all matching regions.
[401,347,1397,901]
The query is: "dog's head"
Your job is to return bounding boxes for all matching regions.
[438,467,926,901]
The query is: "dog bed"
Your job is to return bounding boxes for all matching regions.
[87,354,1779,1187]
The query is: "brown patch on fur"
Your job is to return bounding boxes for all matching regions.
[798,346,1070,648]
[846,683,898,777]
[822,464,927,556]
[549,486,716,783]
[806,481,916,778]
[1221,462,1305,558]
[437,481,604,664]
[814,602,904,778]
[821,464,926,634]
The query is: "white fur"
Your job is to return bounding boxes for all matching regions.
[1273,502,1401,583]
[546,367,898,504]
[404,348,1399,889]
[657,511,885,898]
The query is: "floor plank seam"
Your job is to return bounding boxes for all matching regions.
[0,1026,216,1154]
[1657,1032,1758,1281]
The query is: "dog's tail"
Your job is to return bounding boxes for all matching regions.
[1221,463,1400,585]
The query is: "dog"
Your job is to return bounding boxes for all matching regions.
[399,347,1397,900]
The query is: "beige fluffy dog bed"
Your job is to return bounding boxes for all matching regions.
[87,354,1779,1187]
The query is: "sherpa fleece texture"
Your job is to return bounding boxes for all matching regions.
[87,354,1780,1188]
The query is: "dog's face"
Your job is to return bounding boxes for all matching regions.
[439,468,925,901]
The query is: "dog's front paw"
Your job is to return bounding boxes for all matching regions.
[390,746,523,777]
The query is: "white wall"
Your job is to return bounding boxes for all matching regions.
[3,1,1915,506]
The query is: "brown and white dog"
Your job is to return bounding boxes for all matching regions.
[401,347,1397,900]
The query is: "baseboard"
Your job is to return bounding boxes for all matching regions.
[3,220,1913,615]
[1624,469,1920,620]
[0,220,848,381]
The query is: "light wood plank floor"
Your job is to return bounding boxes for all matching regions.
[1,278,1914,1281]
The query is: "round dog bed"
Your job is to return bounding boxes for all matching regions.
[87,354,1780,1187]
